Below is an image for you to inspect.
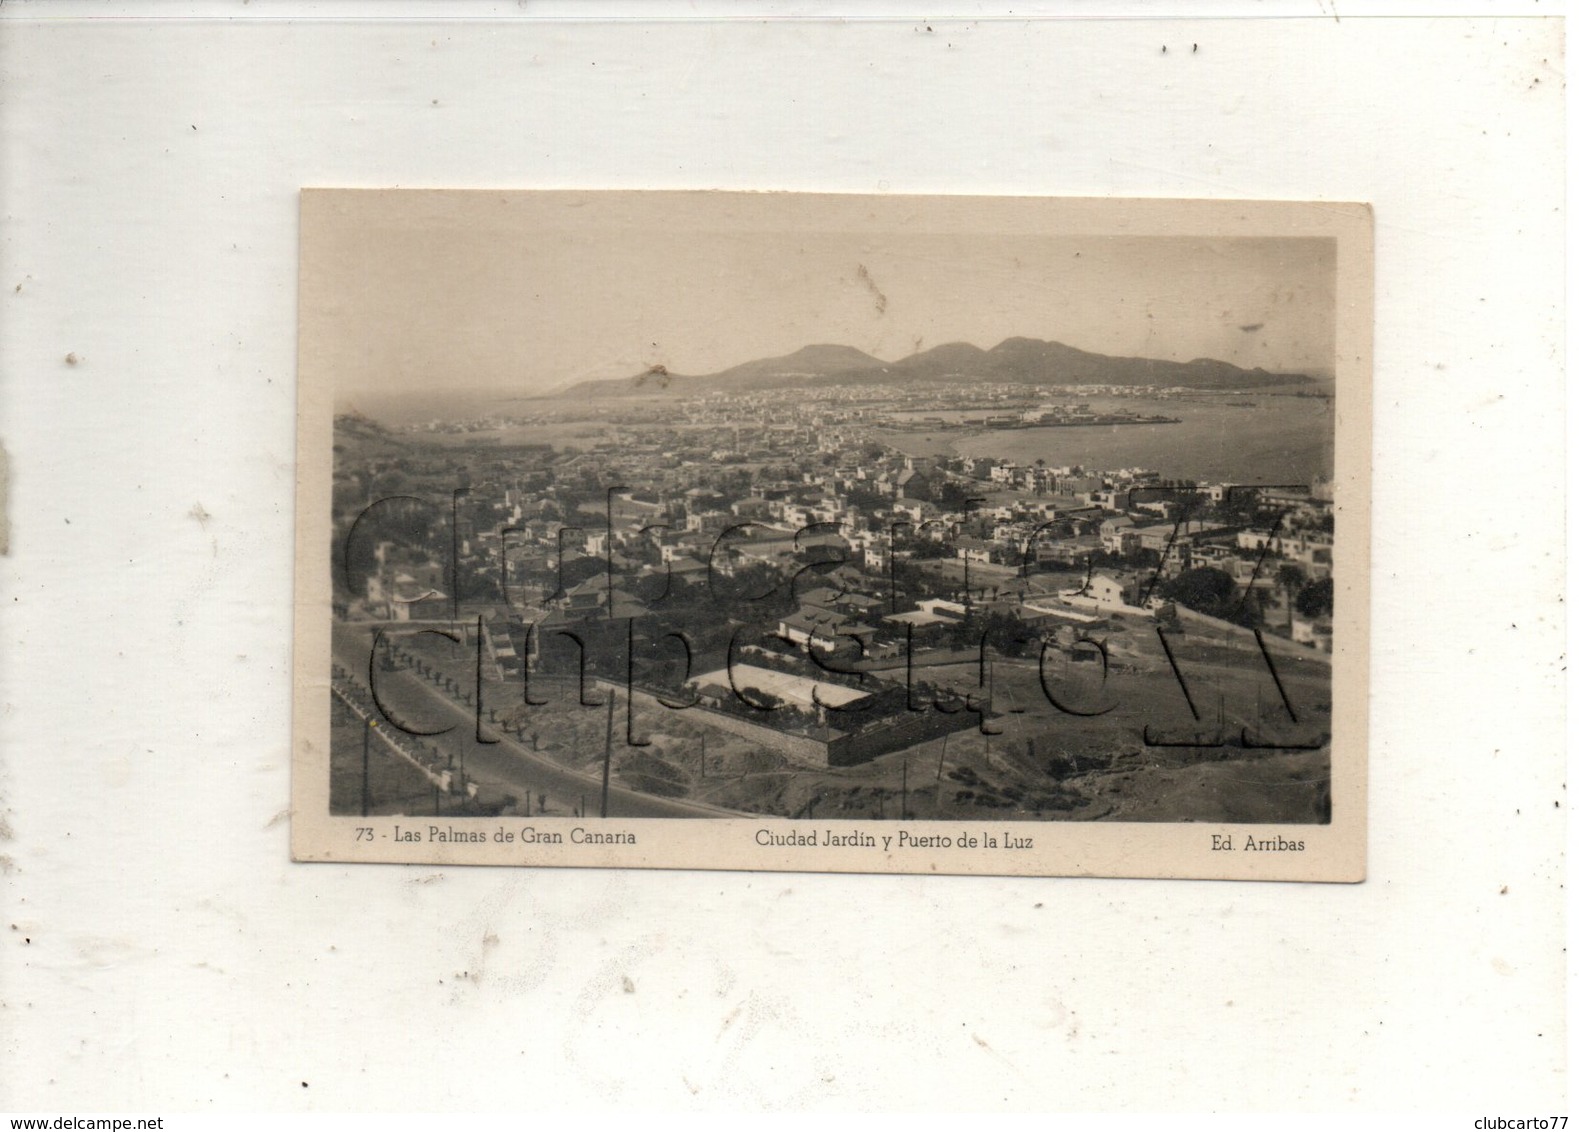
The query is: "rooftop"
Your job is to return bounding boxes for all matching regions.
[690,664,869,710]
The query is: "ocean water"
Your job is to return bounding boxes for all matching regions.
[338,388,516,425]
[347,388,1335,488]
[880,395,1334,486]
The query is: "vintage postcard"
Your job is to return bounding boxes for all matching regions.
[292,191,1371,880]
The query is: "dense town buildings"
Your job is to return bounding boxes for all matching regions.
[331,381,1335,817]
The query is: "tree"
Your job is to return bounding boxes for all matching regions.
[931,480,979,512]
[557,555,608,591]
[629,570,673,608]
[1162,567,1239,619]
[1275,564,1307,631]
[977,610,1037,658]
[1295,576,1334,620]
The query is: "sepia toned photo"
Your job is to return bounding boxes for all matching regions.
[292,190,1371,879]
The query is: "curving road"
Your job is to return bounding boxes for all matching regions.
[331,620,740,820]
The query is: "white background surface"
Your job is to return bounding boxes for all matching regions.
[0,4,1566,1112]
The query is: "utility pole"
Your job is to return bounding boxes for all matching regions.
[362,719,374,817]
[901,759,908,821]
[600,687,615,819]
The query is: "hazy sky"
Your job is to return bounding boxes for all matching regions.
[306,194,1337,396]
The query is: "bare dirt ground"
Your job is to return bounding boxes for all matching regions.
[329,712,444,816]
[352,611,1332,824]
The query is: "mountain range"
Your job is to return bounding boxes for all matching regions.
[552,338,1318,399]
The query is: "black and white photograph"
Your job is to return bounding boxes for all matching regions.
[5,7,1565,1117]
[293,190,1371,879]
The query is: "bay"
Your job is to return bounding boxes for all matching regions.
[876,394,1334,486]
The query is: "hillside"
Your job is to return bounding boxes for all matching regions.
[553,337,1316,399]
[558,343,883,399]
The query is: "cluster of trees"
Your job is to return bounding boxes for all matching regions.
[1086,546,1162,572]
[935,609,1039,658]
[903,474,983,513]
[336,498,447,602]
[1160,565,1333,628]
[1160,567,1260,627]
[1295,576,1334,618]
